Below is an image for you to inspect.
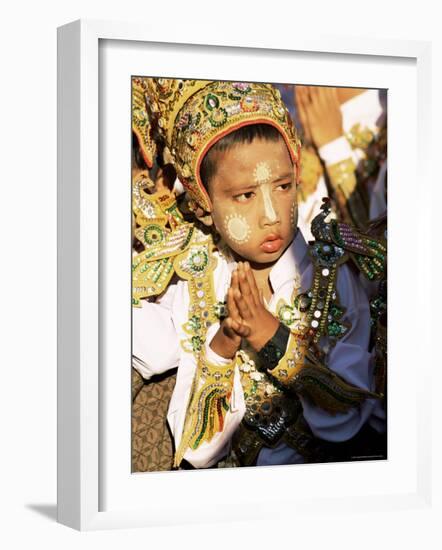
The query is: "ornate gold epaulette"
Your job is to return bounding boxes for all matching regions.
[311,197,387,281]
[132,179,197,305]
[132,223,196,304]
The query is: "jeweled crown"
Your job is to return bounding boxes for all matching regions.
[143,78,301,212]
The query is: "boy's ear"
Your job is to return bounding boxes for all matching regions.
[194,204,214,226]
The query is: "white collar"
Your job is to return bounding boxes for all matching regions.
[268,229,310,293]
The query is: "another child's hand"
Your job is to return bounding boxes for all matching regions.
[296,86,343,149]
[232,262,280,352]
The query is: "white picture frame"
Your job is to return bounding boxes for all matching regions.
[57,19,433,531]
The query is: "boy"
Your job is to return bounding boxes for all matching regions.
[132,79,386,468]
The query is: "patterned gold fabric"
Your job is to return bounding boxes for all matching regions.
[131,368,177,472]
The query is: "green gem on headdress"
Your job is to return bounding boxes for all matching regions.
[209,108,228,127]
[205,93,220,111]
[232,82,251,94]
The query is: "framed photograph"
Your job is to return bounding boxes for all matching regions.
[57,19,432,530]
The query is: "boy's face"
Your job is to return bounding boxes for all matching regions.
[205,137,298,265]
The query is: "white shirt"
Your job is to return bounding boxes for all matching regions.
[133,230,384,467]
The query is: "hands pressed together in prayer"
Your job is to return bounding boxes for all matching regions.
[210,262,280,360]
[295,86,343,149]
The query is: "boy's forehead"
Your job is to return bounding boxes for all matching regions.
[215,139,292,179]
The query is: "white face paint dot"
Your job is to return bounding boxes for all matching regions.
[226,214,251,243]
[253,162,272,185]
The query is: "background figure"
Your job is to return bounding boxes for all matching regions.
[275,83,330,241]
[294,85,387,231]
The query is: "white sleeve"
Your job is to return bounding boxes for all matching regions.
[298,175,331,242]
[132,283,180,380]
[318,136,354,166]
[300,264,380,442]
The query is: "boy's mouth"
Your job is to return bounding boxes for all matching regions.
[260,233,283,253]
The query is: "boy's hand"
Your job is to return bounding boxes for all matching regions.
[209,276,250,360]
[232,262,280,352]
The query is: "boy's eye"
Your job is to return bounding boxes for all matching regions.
[234,191,255,202]
[276,182,293,191]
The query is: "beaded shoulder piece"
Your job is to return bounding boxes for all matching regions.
[132,223,195,304]
[132,181,197,305]
[311,197,387,282]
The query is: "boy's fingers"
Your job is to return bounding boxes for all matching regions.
[230,269,240,293]
[227,288,241,322]
[234,288,252,319]
[244,262,260,305]
[238,322,251,337]
[238,265,255,309]
[223,317,241,341]
[235,318,251,337]
[226,316,250,338]
[222,317,234,337]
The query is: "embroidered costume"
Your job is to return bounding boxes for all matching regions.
[132,78,387,468]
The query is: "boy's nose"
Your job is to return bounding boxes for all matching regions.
[259,186,280,226]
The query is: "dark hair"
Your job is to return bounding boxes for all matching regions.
[199,123,285,191]
[132,132,148,170]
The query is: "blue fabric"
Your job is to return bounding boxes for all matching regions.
[256,441,305,466]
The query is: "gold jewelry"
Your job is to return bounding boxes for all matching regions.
[345,122,375,151]
[327,158,357,198]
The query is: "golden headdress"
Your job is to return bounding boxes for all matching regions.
[144,79,301,212]
[132,77,157,168]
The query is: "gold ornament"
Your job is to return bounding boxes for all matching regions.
[143,79,301,212]
[132,77,157,168]
[327,158,357,199]
[298,146,323,202]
